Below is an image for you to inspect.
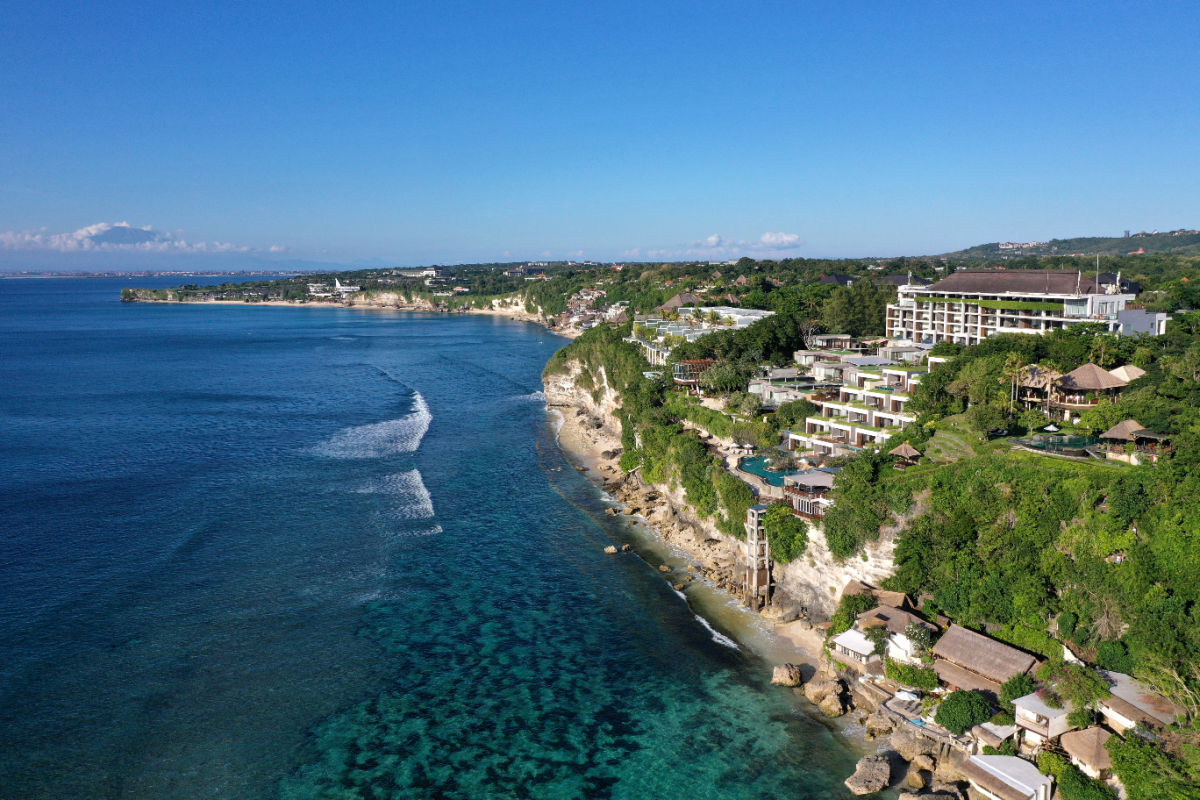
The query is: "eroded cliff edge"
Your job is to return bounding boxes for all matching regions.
[543,358,900,623]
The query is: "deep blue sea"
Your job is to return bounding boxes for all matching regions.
[0,278,868,799]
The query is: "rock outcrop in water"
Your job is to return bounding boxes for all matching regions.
[770,663,804,687]
[844,754,891,795]
[803,677,848,718]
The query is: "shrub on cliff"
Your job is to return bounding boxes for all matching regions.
[762,503,807,562]
[714,472,755,540]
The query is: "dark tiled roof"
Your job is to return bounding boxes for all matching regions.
[874,274,929,286]
[856,605,932,636]
[927,269,1083,295]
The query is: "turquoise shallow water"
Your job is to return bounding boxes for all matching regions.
[0,278,868,799]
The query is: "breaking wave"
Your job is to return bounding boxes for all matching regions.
[359,469,435,519]
[312,393,431,458]
[509,391,546,403]
[693,614,740,650]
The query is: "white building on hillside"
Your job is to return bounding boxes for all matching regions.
[886,269,1136,346]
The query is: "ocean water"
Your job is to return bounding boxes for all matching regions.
[0,278,869,799]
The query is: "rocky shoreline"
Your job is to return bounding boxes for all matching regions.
[543,360,973,799]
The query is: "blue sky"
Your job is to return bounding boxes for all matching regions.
[2,1,1198,269]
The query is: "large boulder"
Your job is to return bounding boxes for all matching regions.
[818,693,847,717]
[864,710,896,739]
[771,664,804,687]
[844,754,891,795]
[912,754,937,773]
[803,678,840,704]
[904,767,928,790]
[890,725,938,761]
[804,678,847,716]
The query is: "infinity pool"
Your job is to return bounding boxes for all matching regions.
[737,455,802,486]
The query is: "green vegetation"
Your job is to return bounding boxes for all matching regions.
[934,690,992,735]
[999,673,1036,714]
[671,311,825,366]
[976,299,1066,312]
[1036,662,1111,710]
[826,592,876,637]
[921,296,1065,312]
[884,658,939,690]
[820,279,890,337]
[762,503,808,563]
[1040,751,1119,800]
[822,452,912,557]
[1108,724,1200,800]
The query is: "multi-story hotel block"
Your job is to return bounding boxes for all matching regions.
[786,362,925,458]
[886,269,1140,346]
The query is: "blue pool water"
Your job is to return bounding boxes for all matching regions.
[738,455,802,486]
[0,278,868,799]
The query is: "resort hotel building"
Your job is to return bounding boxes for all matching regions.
[784,360,925,458]
[628,303,774,366]
[886,269,1167,346]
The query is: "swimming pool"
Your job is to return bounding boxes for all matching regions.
[1016,433,1100,456]
[737,455,802,486]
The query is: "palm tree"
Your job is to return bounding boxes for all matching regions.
[1002,353,1025,416]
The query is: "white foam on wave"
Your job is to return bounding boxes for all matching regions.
[358,469,435,519]
[312,393,431,459]
[509,390,546,403]
[694,614,740,650]
[546,407,565,441]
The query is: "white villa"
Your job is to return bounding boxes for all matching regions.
[786,362,925,458]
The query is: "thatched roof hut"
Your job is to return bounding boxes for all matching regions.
[1056,363,1128,392]
[1060,727,1113,774]
[889,442,922,460]
[856,604,933,635]
[1100,419,1144,441]
[658,292,703,310]
[931,625,1037,695]
[1108,364,1146,383]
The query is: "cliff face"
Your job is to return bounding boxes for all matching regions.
[120,289,577,334]
[544,357,899,623]
[543,362,743,574]
[775,524,897,622]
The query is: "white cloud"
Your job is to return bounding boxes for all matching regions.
[759,231,801,248]
[694,234,729,248]
[0,221,259,255]
[268,244,287,253]
[625,230,805,261]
